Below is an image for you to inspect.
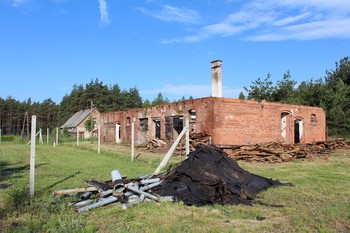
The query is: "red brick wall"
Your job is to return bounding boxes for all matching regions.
[210,98,326,145]
[100,97,326,146]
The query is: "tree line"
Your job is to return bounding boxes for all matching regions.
[0,79,144,136]
[1,57,349,136]
[0,78,194,136]
[243,57,350,136]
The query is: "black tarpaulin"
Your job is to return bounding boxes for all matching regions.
[153,145,285,206]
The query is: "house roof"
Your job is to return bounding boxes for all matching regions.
[61,108,96,128]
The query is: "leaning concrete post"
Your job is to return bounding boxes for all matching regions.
[39,128,43,144]
[30,115,36,198]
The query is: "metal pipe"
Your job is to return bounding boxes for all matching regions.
[81,191,92,200]
[77,196,118,213]
[99,189,113,198]
[126,186,159,201]
[140,178,160,185]
[111,170,125,196]
[139,173,152,179]
[158,196,174,202]
[72,199,94,206]
[140,181,162,191]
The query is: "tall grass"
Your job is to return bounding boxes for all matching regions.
[1,142,349,232]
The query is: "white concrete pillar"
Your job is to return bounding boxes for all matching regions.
[211,60,222,97]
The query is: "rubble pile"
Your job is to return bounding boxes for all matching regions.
[152,145,285,206]
[223,139,350,163]
[54,145,285,211]
[142,138,168,152]
[175,132,211,156]
[54,175,173,213]
[142,132,211,156]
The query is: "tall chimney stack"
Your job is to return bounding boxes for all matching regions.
[211,60,222,97]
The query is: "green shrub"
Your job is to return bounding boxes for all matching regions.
[5,184,30,211]
[1,135,16,142]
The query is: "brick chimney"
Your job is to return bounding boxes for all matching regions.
[211,60,222,97]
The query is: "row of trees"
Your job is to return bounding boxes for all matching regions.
[243,57,350,136]
[0,78,193,136]
[0,97,57,136]
[58,79,143,126]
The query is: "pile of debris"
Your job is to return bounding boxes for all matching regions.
[223,139,350,163]
[174,132,211,156]
[54,145,285,211]
[142,138,168,152]
[153,145,285,206]
[54,173,173,213]
[142,132,211,156]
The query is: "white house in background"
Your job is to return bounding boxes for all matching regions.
[61,108,100,138]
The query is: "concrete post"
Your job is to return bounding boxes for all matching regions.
[185,118,190,155]
[76,128,79,147]
[30,115,36,198]
[98,124,101,154]
[47,128,49,144]
[56,127,58,146]
[131,120,135,161]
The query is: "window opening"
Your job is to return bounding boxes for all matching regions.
[189,109,196,121]
[310,114,316,126]
[139,118,148,131]
[154,119,161,139]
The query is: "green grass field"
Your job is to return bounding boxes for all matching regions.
[0,141,349,232]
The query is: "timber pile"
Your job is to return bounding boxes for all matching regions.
[223,139,350,163]
[174,132,211,156]
[143,139,167,151]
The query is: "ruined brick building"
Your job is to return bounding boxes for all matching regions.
[100,60,326,146]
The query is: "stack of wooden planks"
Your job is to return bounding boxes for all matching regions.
[223,139,350,163]
[143,139,167,151]
[174,132,211,156]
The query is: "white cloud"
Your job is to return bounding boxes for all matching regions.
[12,0,31,8]
[248,18,350,41]
[98,0,110,27]
[272,12,311,27]
[138,5,200,24]
[162,0,350,43]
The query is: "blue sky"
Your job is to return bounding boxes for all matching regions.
[1,0,349,104]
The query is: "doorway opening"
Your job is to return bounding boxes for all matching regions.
[165,116,183,140]
[153,119,161,139]
[115,123,121,143]
[294,119,303,143]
